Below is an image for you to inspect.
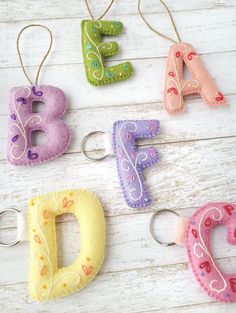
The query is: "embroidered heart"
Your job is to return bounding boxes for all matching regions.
[34,234,41,244]
[40,265,47,276]
[148,148,156,158]
[126,132,132,141]
[199,261,211,273]
[32,86,43,97]
[16,97,27,104]
[223,204,234,216]
[175,51,181,58]
[28,150,39,160]
[192,228,198,239]
[43,210,49,219]
[82,265,93,276]
[168,71,175,77]
[167,87,178,95]
[229,278,236,293]
[117,149,124,158]
[215,92,224,101]
[12,135,19,142]
[85,42,92,50]
[126,174,135,183]
[62,197,74,208]
[204,217,211,227]
[11,113,16,120]
[187,51,197,61]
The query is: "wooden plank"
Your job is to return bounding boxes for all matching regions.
[0,208,236,285]
[1,94,236,161]
[138,302,236,313]
[0,0,235,22]
[0,51,234,116]
[0,258,236,312]
[0,7,235,68]
[0,137,235,217]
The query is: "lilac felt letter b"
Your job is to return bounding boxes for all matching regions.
[8,85,70,165]
[113,120,160,208]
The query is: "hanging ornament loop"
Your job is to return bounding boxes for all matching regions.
[138,0,181,44]
[84,0,115,20]
[16,24,53,86]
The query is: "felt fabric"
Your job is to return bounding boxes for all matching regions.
[185,202,236,303]
[81,20,133,86]
[164,43,226,114]
[174,216,188,246]
[8,85,70,165]
[28,189,105,301]
[113,120,160,208]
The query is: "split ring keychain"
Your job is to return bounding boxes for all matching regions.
[81,120,160,208]
[138,0,227,114]
[150,204,236,303]
[8,24,71,166]
[0,189,105,301]
[81,0,133,86]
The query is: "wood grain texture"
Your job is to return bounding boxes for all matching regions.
[0,1,236,312]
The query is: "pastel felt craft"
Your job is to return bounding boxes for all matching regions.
[113,120,160,208]
[81,20,133,86]
[28,189,105,301]
[185,202,236,303]
[8,85,70,165]
[164,43,226,114]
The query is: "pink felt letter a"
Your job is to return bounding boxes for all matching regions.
[164,43,226,114]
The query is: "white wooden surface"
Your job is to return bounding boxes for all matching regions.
[0,0,236,312]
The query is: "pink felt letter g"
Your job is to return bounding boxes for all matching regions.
[164,43,226,114]
[8,85,70,165]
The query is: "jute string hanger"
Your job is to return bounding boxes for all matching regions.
[138,0,181,44]
[16,24,53,86]
[84,0,115,20]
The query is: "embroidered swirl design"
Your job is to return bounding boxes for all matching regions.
[167,44,199,111]
[33,196,80,296]
[84,21,105,81]
[118,121,148,202]
[9,87,42,160]
[193,207,227,293]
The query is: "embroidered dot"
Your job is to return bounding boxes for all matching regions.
[63,283,67,287]
[86,257,91,261]
[201,272,205,277]
[42,285,47,289]
[32,228,36,232]
[40,256,44,260]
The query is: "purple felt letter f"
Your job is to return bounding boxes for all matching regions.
[113,120,160,208]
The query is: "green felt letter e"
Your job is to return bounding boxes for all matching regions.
[81,20,133,86]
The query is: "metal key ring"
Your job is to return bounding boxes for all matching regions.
[150,209,179,247]
[81,131,109,161]
[0,208,20,247]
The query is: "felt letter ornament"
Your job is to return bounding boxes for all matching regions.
[0,189,105,301]
[138,0,226,114]
[81,120,160,208]
[8,25,70,166]
[150,203,236,303]
[81,0,133,86]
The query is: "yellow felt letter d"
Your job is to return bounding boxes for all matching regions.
[28,189,105,300]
